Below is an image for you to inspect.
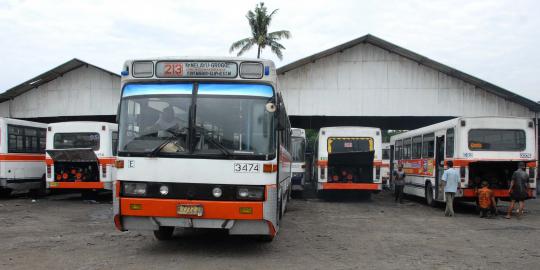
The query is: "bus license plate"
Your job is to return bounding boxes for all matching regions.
[177,205,204,216]
[234,163,261,173]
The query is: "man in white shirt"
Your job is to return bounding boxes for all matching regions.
[441,160,460,217]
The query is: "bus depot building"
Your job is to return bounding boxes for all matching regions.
[0,34,538,131]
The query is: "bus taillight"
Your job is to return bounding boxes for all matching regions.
[102,165,107,178]
[46,165,51,178]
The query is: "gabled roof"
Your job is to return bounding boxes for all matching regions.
[0,58,119,103]
[277,34,540,112]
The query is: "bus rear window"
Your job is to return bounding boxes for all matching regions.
[468,129,525,151]
[328,137,372,153]
[54,133,100,150]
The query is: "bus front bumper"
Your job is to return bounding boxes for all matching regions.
[319,182,381,191]
[47,181,112,190]
[117,197,275,235]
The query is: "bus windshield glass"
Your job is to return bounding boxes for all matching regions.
[291,137,305,162]
[118,83,275,158]
[468,129,526,151]
[54,133,100,150]
[328,137,372,153]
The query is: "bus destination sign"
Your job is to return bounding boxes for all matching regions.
[156,61,238,78]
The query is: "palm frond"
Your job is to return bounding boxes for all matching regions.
[229,37,254,53]
[236,42,255,57]
[268,30,291,40]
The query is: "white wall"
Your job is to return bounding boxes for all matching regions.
[278,43,534,118]
[0,65,120,118]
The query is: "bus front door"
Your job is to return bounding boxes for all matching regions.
[434,135,445,201]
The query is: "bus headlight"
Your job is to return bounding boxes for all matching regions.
[236,186,264,200]
[159,185,169,196]
[212,187,223,198]
[123,182,147,196]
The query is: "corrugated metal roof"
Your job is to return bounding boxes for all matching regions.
[0,58,119,103]
[277,34,540,112]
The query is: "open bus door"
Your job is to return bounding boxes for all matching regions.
[389,145,395,191]
[434,136,445,201]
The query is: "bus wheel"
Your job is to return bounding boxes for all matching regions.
[316,190,325,200]
[425,183,435,206]
[0,188,11,198]
[153,226,174,241]
[29,176,48,198]
[257,234,275,242]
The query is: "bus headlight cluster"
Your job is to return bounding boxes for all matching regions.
[212,187,223,198]
[236,186,264,200]
[159,185,169,196]
[123,182,147,196]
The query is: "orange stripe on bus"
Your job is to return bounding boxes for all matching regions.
[322,182,380,190]
[49,182,105,189]
[120,198,264,220]
[0,154,45,161]
[462,188,536,198]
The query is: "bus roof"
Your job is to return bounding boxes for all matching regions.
[390,116,533,142]
[48,121,118,132]
[0,117,47,128]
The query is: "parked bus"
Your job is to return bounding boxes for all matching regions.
[0,118,47,197]
[389,117,537,206]
[313,126,383,197]
[45,122,118,195]
[291,128,307,196]
[381,142,391,190]
[113,58,292,241]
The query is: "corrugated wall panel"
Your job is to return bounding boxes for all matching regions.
[279,43,535,118]
[0,66,120,118]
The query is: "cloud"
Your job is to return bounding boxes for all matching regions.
[0,0,539,102]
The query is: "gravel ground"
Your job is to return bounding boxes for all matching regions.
[0,190,539,270]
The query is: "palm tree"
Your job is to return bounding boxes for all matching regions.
[229,2,291,60]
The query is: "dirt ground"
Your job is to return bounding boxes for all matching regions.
[1,190,539,270]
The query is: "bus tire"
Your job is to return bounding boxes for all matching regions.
[29,176,48,198]
[0,188,11,198]
[257,234,275,242]
[425,183,435,206]
[316,190,325,200]
[153,226,174,241]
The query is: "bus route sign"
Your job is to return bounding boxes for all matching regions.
[156,61,238,78]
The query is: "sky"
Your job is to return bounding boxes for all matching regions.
[0,0,539,102]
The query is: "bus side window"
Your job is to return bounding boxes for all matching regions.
[422,133,435,158]
[112,131,119,156]
[403,138,412,160]
[446,128,454,158]
[395,140,402,160]
[38,128,46,153]
[412,136,422,159]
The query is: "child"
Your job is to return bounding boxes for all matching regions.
[477,181,497,218]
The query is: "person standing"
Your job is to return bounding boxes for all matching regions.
[393,164,406,203]
[441,161,460,217]
[505,162,530,219]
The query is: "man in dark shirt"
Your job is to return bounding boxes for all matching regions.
[505,162,530,219]
[393,164,406,204]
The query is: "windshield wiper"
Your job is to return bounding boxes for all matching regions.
[193,126,233,157]
[148,127,188,157]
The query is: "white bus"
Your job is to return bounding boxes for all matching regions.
[0,118,47,197]
[313,126,383,197]
[45,122,118,193]
[291,128,307,195]
[113,57,292,241]
[389,117,537,206]
[381,142,391,190]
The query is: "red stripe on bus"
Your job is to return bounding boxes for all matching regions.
[322,182,380,190]
[462,188,536,198]
[120,198,264,220]
[44,157,116,165]
[49,182,105,189]
[0,154,45,161]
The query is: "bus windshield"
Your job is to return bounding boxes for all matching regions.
[468,129,526,151]
[291,137,305,162]
[328,137,373,153]
[118,83,275,158]
[53,133,100,150]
